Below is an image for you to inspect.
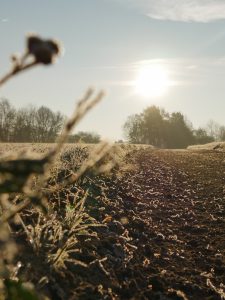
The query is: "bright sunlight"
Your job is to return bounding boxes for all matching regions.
[135,64,171,98]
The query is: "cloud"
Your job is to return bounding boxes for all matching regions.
[112,0,225,22]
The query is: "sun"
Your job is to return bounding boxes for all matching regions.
[135,65,171,98]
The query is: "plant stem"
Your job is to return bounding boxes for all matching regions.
[0,61,37,87]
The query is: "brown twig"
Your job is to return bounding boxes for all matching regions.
[45,88,105,163]
[0,198,31,225]
[0,61,38,87]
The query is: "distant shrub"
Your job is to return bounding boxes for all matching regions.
[68,131,101,144]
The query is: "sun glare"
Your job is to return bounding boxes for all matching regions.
[135,65,171,98]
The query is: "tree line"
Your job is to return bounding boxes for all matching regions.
[123,106,225,148]
[1,98,224,147]
[0,99,101,143]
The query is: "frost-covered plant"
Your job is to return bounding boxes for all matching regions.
[0,34,111,299]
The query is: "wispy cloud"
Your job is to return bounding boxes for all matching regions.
[112,0,225,22]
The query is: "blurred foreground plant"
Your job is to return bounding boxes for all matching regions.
[0,34,61,87]
[0,34,113,299]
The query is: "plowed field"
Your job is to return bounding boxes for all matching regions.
[2,145,225,300]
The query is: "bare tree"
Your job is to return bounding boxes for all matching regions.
[35,106,64,142]
[13,107,36,142]
[0,98,16,142]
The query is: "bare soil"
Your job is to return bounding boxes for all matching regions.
[9,147,225,299]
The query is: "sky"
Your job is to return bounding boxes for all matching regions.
[1,0,225,140]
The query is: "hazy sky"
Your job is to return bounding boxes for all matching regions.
[1,0,225,140]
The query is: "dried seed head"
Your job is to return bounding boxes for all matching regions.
[27,34,62,65]
[27,35,43,54]
[45,40,61,55]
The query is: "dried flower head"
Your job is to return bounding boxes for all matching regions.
[27,34,61,65]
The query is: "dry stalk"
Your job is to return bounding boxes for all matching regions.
[0,60,37,87]
[0,34,62,87]
[45,88,105,163]
[0,198,30,225]
[0,88,106,223]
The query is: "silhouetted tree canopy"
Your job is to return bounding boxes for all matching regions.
[193,128,214,145]
[123,105,218,148]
